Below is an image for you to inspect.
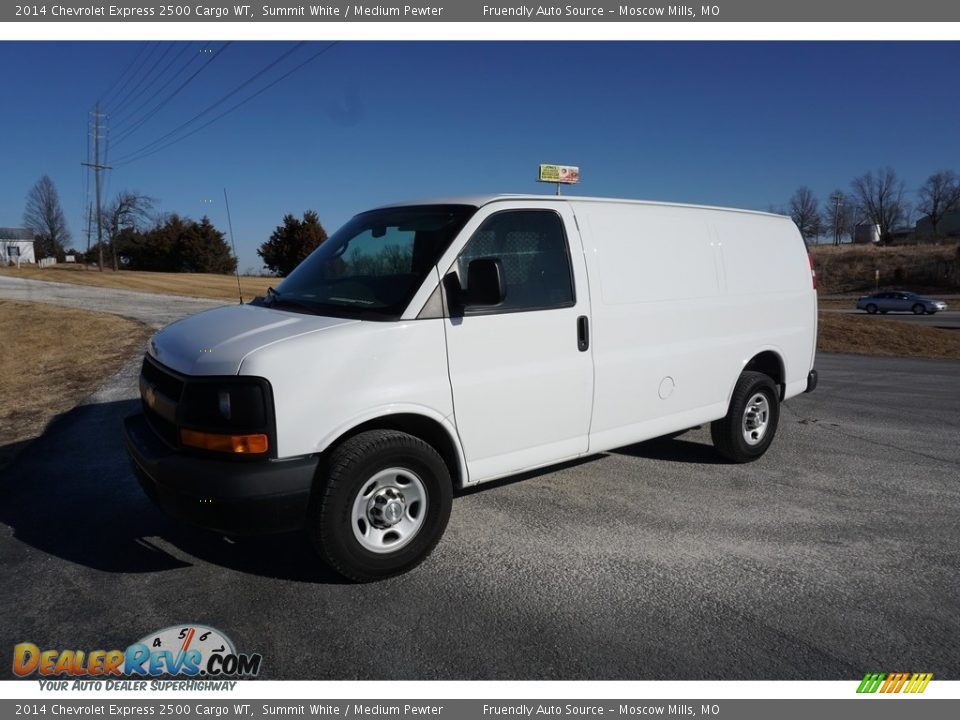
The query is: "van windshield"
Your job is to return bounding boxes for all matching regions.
[261,204,476,319]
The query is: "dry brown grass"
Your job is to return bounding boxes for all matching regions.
[0,300,153,468]
[811,243,960,294]
[818,311,960,359]
[0,264,272,302]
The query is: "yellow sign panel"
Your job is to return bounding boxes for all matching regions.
[538,164,580,184]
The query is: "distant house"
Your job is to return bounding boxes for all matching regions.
[853,223,881,244]
[0,228,36,265]
[915,210,960,239]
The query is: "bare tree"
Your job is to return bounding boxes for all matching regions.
[789,186,823,241]
[103,191,155,271]
[23,175,71,259]
[822,190,856,245]
[916,170,960,239]
[850,167,907,243]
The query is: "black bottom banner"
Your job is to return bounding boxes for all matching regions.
[2,700,957,720]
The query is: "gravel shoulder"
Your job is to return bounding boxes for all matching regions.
[0,274,224,328]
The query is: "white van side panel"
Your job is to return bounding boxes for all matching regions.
[571,200,815,453]
[239,319,456,461]
[711,211,816,400]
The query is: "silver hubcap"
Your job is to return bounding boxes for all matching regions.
[741,393,770,446]
[351,468,427,554]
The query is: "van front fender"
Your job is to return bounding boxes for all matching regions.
[314,404,469,489]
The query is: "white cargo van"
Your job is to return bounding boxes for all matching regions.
[124,195,818,581]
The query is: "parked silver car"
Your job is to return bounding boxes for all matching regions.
[856,291,948,315]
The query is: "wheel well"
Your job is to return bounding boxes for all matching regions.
[744,351,785,397]
[335,414,462,487]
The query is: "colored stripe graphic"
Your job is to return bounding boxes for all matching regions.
[857,672,932,694]
[905,673,933,693]
[857,673,885,693]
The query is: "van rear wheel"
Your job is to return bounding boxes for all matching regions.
[308,429,452,582]
[711,371,780,463]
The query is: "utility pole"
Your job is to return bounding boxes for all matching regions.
[84,202,92,256]
[81,102,111,272]
[832,194,844,246]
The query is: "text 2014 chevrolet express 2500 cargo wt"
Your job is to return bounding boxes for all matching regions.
[123,195,818,581]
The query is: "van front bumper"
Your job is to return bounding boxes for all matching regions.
[123,413,318,535]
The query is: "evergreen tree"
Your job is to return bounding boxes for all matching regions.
[258,210,328,277]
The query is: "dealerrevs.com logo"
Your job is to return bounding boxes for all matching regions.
[13,625,262,683]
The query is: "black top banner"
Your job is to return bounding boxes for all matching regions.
[5,1,960,22]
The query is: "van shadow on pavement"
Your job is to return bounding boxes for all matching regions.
[610,434,729,465]
[0,398,346,584]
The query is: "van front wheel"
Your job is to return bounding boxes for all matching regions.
[308,430,452,582]
[711,371,780,463]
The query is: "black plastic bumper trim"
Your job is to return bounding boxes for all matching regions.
[123,413,317,535]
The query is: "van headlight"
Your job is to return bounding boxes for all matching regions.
[178,380,273,455]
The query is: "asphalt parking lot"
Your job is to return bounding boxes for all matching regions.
[1,279,958,680]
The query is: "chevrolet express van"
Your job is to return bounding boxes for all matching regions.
[124,195,818,581]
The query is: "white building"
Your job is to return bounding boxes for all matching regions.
[0,228,36,265]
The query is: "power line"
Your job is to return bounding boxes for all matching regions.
[111,42,193,126]
[110,41,232,148]
[110,42,198,144]
[106,42,163,115]
[114,42,304,161]
[103,42,159,114]
[108,43,176,123]
[98,42,149,108]
[114,42,339,167]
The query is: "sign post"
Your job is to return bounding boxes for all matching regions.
[538,164,580,195]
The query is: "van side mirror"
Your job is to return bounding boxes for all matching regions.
[443,258,506,313]
[464,258,505,307]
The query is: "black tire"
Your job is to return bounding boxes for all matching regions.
[711,371,780,463]
[308,429,452,582]
[912,304,925,315]
[865,304,878,314]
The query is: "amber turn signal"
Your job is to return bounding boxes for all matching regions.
[180,429,269,454]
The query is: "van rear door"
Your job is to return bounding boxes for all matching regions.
[442,201,593,483]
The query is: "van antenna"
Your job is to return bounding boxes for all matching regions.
[223,188,244,304]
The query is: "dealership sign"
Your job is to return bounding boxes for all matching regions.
[538,164,580,184]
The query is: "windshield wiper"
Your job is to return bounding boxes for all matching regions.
[263,287,320,314]
[328,296,376,305]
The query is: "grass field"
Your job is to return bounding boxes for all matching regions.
[0,300,153,469]
[0,264,272,301]
[810,242,960,294]
[817,312,960,359]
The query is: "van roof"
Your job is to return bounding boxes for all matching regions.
[374,194,789,220]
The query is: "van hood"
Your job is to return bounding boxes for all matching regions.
[148,303,357,376]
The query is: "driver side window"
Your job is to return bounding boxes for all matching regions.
[455,210,574,313]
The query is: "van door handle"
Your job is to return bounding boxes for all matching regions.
[577,315,589,352]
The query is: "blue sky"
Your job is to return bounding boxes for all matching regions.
[1,41,958,271]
